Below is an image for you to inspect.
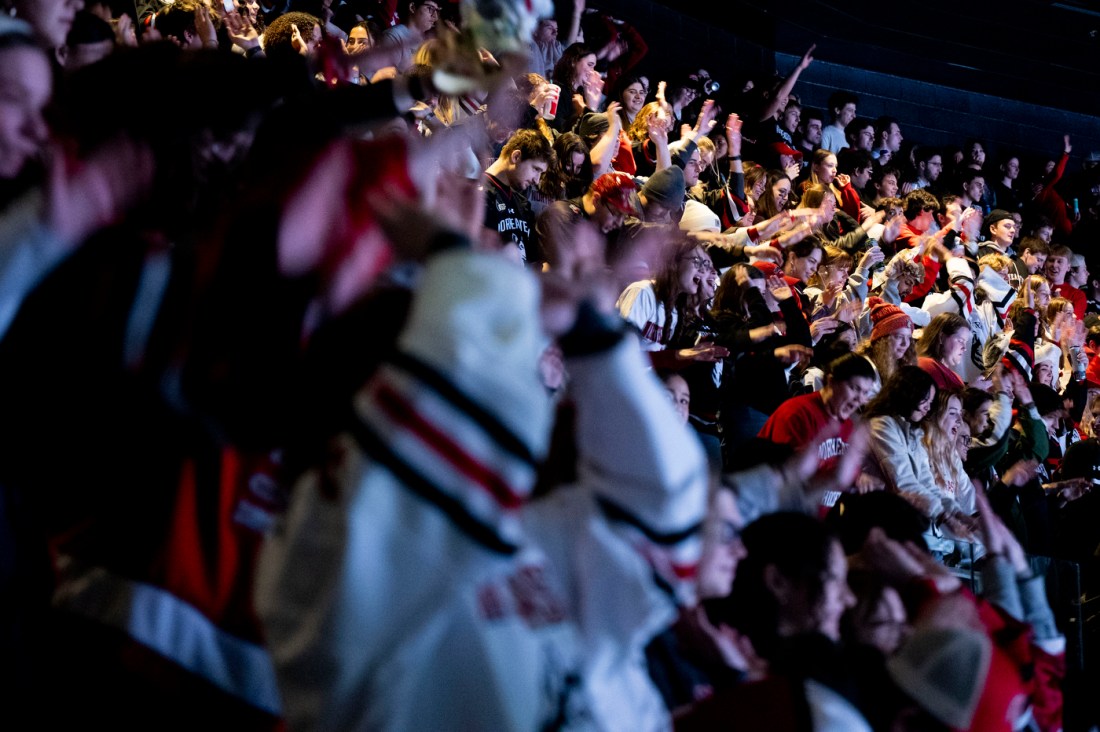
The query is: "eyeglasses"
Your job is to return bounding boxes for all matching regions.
[682,255,714,273]
[421,3,441,15]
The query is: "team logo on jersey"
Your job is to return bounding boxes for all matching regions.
[496,202,507,211]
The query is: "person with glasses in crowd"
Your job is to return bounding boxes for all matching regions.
[616,236,728,365]
[380,0,439,72]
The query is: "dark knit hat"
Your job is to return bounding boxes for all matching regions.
[868,297,912,341]
[640,166,686,210]
[590,171,639,215]
[575,112,610,143]
[1001,338,1034,381]
[982,209,1014,239]
[886,625,992,729]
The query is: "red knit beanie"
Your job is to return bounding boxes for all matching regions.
[868,297,912,341]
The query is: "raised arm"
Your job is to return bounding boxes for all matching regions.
[589,103,624,176]
[564,0,585,45]
[757,44,815,122]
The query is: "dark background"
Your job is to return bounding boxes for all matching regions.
[592,0,1100,168]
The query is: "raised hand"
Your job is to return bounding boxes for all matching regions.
[604,101,623,135]
[766,274,792,301]
[582,69,603,109]
[797,43,816,70]
[857,246,884,273]
[820,280,843,306]
[695,99,717,134]
[725,112,743,156]
[224,10,260,51]
[655,80,668,108]
[810,316,838,341]
[645,110,670,142]
[195,4,218,49]
[290,23,309,55]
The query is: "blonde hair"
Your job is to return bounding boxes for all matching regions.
[411,39,441,66]
[696,136,716,164]
[798,182,835,214]
[977,252,1012,277]
[922,391,965,495]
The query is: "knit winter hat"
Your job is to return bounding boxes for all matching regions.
[868,297,912,341]
[590,171,639,215]
[640,166,686,211]
[886,625,992,730]
[678,199,721,233]
[575,112,610,144]
[1001,338,1034,382]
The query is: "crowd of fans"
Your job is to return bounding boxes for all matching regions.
[4,0,1100,729]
